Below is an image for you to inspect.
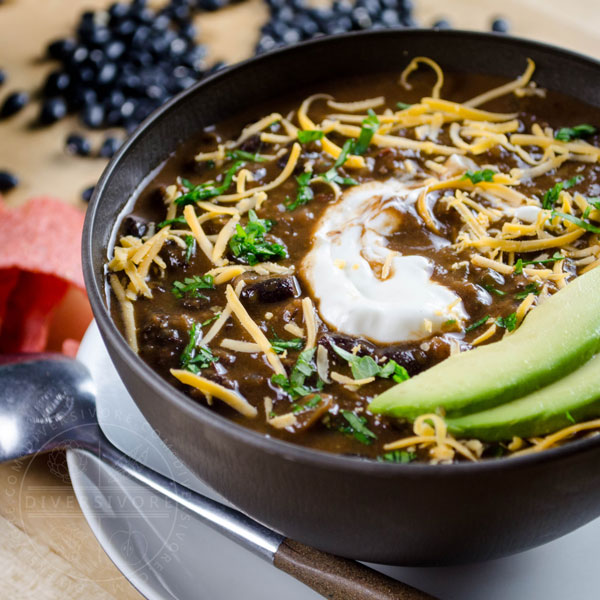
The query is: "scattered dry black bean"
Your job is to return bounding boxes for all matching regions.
[0,171,18,192]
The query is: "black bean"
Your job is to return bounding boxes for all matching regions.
[82,103,105,128]
[432,18,452,29]
[123,214,149,237]
[81,185,95,202]
[240,276,300,304]
[320,333,377,358]
[491,17,510,33]
[66,133,92,156]
[0,91,29,118]
[39,97,67,124]
[43,70,71,96]
[47,38,76,60]
[68,87,97,110]
[97,62,118,86]
[0,170,18,192]
[99,136,122,158]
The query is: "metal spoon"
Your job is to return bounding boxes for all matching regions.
[0,354,435,600]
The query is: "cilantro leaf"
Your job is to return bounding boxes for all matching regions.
[172,274,214,300]
[515,282,540,299]
[229,209,287,266]
[180,323,218,374]
[270,332,304,354]
[377,450,416,463]
[554,124,597,142]
[271,347,320,399]
[287,170,314,211]
[551,210,600,234]
[465,315,490,333]
[226,149,267,163]
[297,130,324,144]
[340,410,377,445]
[157,215,187,229]
[320,139,359,187]
[331,343,409,383]
[483,284,506,296]
[462,169,495,184]
[396,102,412,110]
[514,252,564,274]
[542,176,583,209]
[175,160,245,205]
[353,109,380,155]
[496,312,518,332]
[379,360,410,383]
[201,312,221,327]
[184,235,195,264]
[291,394,322,413]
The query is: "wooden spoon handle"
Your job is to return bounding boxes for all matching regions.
[273,538,438,600]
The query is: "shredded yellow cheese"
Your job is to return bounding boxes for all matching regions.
[110,275,138,353]
[302,297,317,351]
[225,284,285,375]
[171,369,257,418]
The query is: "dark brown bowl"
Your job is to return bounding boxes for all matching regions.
[83,29,600,566]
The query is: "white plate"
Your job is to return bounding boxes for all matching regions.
[69,322,600,600]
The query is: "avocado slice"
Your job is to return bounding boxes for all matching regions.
[446,352,600,441]
[369,266,600,419]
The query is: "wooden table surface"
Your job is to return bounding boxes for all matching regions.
[1,0,599,597]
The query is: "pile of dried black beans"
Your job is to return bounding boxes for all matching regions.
[0,0,509,199]
[257,0,416,53]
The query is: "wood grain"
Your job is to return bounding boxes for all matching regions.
[0,0,598,597]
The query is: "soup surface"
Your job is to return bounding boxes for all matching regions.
[108,58,600,463]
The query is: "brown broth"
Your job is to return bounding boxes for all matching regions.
[108,69,600,462]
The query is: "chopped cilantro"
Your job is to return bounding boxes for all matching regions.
[462,169,495,184]
[180,323,218,374]
[443,319,457,327]
[483,284,506,296]
[339,410,377,445]
[157,215,187,229]
[297,130,324,144]
[551,210,600,234]
[496,312,518,332]
[291,394,322,413]
[514,252,564,274]
[226,149,267,163]
[542,176,583,209]
[396,102,412,110]
[331,343,409,383]
[271,347,321,399]
[184,235,195,264]
[377,450,416,463]
[229,209,287,265]
[172,274,214,300]
[270,332,304,354]
[515,282,540,299]
[201,312,221,327]
[175,160,245,205]
[286,170,314,211]
[554,124,597,142]
[565,410,576,424]
[353,109,380,155]
[320,139,359,187]
[465,315,490,333]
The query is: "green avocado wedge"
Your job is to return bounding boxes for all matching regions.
[445,352,600,441]
[369,266,600,419]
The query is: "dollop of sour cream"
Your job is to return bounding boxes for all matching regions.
[301,180,467,344]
